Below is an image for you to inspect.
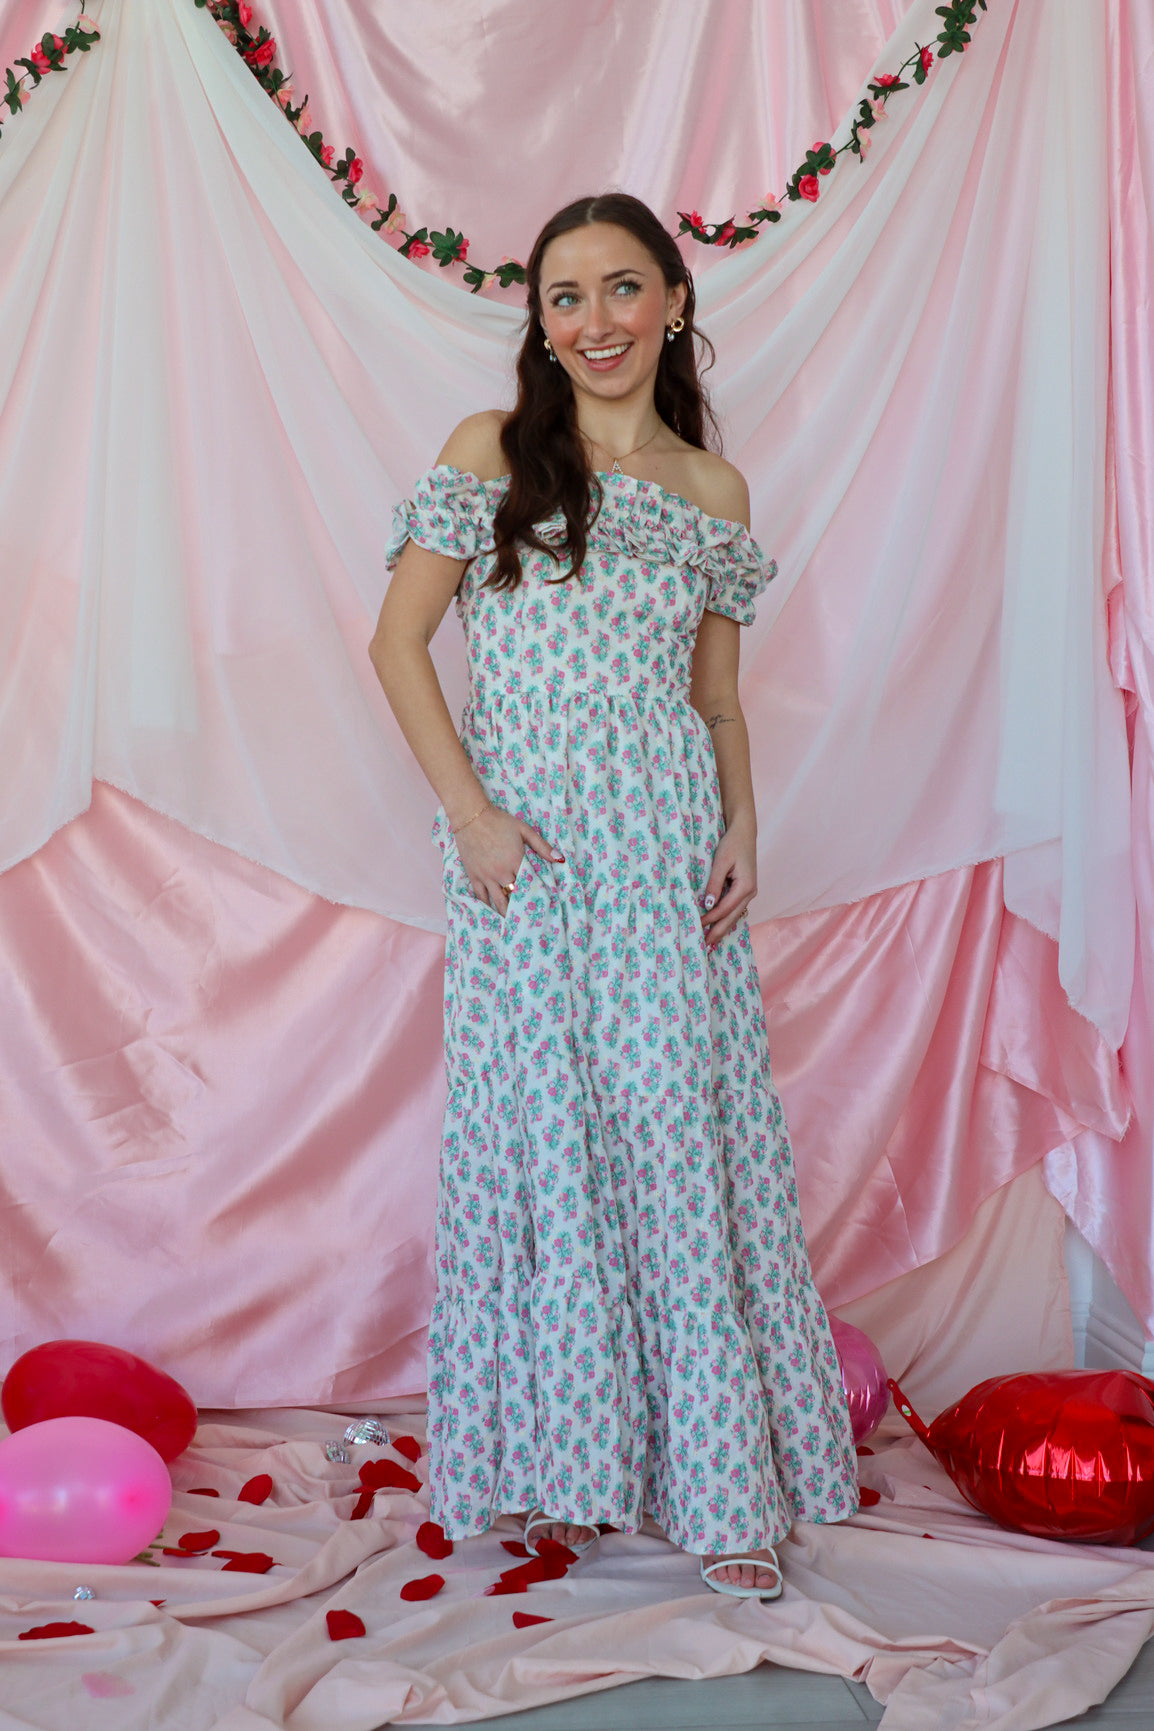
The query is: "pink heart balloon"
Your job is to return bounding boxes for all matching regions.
[829,1316,889,1444]
[0,1416,172,1564]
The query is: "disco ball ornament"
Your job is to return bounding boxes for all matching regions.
[891,1369,1154,1545]
[829,1316,889,1444]
[324,1440,351,1463]
[343,1418,390,1448]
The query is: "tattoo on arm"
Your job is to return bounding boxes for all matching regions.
[706,713,736,731]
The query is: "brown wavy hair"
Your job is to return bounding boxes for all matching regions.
[488,193,719,591]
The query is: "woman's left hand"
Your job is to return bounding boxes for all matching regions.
[700,815,758,950]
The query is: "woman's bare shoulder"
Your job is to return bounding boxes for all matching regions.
[675,448,751,528]
[435,410,509,483]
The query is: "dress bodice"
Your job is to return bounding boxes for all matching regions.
[387,465,777,710]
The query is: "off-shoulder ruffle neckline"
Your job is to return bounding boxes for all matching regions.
[434,463,757,543]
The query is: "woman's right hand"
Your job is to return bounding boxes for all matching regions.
[454,805,564,915]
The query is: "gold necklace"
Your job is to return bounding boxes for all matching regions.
[585,426,663,475]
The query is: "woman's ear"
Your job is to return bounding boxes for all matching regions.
[668,282,688,323]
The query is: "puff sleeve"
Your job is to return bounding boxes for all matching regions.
[701,525,778,627]
[385,465,491,571]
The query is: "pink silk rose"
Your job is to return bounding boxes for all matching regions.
[347,156,364,186]
[408,240,431,258]
[920,46,934,72]
[798,174,820,202]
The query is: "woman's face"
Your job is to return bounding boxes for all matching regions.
[537,222,686,406]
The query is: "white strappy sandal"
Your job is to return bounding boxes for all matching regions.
[700,1548,784,1600]
[523,1509,600,1558]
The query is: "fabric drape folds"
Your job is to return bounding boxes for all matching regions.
[0,0,1132,1042]
[0,0,1149,1399]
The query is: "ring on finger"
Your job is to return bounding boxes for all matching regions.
[500,880,516,896]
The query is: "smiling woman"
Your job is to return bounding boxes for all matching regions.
[368,192,858,1602]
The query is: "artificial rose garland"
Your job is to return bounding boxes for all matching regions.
[192,0,987,290]
[677,3,986,248]
[0,13,100,135]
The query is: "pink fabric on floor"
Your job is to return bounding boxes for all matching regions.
[0,1173,1144,1731]
[0,785,1123,1406]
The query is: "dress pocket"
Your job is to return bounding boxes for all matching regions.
[441,830,537,932]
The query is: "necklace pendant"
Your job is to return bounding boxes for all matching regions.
[611,458,622,475]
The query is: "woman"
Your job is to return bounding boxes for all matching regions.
[370,193,857,1599]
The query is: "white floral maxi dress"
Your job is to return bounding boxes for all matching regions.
[386,465,859,1553]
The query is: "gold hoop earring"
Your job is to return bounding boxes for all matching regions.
[666,316,686,342]
[543,336,557,363]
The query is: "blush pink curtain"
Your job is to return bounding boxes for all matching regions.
[1044,0,1154,1333]
[0,0,1149,1403]
[0,784,1124,1405]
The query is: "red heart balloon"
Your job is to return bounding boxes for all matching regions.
[1,1341,197,1463]
[892,1370,1154,1545]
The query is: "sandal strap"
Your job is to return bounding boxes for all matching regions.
[700,1551,783,1588]
[524,1510,598,1551]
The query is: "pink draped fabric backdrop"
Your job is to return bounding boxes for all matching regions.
[0,0,1149,1407]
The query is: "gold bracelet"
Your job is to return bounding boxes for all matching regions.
[450,801,490,836]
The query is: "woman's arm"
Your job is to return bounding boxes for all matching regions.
[368,416,561,912]
[683,457,759,948]
[690,610,758,947]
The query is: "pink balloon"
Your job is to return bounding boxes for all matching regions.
[0,1416,172,1564]
[830,1316,889,1444]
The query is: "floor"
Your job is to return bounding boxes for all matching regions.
[381,1631,1154,1731]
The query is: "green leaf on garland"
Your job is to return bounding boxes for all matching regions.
[15,58,41,87]
[430,227,465,266]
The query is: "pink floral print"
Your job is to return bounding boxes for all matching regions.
[386,466,858,1552]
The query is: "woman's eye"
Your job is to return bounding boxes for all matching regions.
[550,292,578,309]
[613,279,642,295]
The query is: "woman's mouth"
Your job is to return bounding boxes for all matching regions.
[578,342,632,372]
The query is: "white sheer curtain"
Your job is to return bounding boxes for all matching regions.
[0,0,1131,1039]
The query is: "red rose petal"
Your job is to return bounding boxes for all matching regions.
[238,1474,273,1505]
[359,1459,420,1494]
[178,1529,221,1552]
[212,1551,276,1573]
[416,1520,453,1560]
[349,1489,375,1521]
[392,1435,421,1462]
[188,1487,220,1496]
[326,1609,366,1640]
[399,1573,445,1602]
[532,1538,577,1566]
[923,1533,936,1540]
[493,1559,549,1590]
[149,1601,167,1607]
[19,1622,95,1640]
[512,1612,553,1629]
[859,1487,882,1507]
[855,1445,876,1457]
[500,1540,531,1558]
